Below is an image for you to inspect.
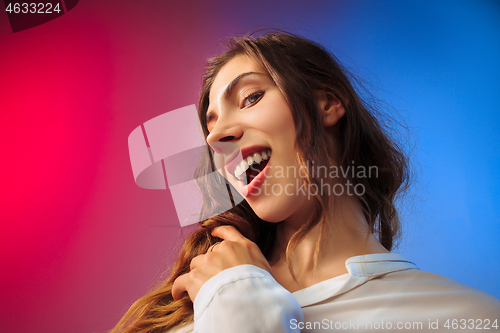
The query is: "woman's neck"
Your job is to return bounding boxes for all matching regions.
[270,193,388,293]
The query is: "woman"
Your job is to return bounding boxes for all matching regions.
[113,31,500,333]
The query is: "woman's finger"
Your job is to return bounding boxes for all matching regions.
[211,225,246,242]
[208,241,222,253]
[171,274,188,300]
[190,253,203,270]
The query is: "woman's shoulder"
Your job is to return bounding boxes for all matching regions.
[368,262,500,317]
[324,253,500,319]
[383,266,497,296]
[347,254,498,300]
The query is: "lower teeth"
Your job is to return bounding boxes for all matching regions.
[245,160,267,184]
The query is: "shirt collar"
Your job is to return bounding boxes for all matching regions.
[293,253,418,307]
[346,253,418,276]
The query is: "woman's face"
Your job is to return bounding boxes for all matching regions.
[206,54,314,223]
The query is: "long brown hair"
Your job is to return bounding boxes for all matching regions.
[111,31,410,333]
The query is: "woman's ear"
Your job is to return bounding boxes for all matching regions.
[316,91,346,127]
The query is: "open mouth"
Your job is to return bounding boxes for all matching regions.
[233,149,272,184]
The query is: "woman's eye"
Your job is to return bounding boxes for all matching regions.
[241,92,264,108]
[206,112,216,131]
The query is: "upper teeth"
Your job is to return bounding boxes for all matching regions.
[234,149,272,181]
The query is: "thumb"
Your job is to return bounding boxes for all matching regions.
[172,274,188,300]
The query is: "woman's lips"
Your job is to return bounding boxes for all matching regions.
[240,157,271,197]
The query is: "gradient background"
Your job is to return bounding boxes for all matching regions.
[1,1,499,332]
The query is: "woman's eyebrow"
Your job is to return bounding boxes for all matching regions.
[206,72,268,119]
[223,72,267,100]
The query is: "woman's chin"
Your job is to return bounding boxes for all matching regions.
[250,203,292,223]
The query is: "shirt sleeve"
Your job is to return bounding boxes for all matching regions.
[192,264,304,333]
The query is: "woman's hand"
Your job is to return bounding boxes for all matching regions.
[172,225,272,301]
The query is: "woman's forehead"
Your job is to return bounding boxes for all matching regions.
[209,55,265,101]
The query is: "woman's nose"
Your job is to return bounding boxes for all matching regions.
[206,116,243,153]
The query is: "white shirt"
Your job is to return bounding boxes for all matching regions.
[170,253,500,332]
